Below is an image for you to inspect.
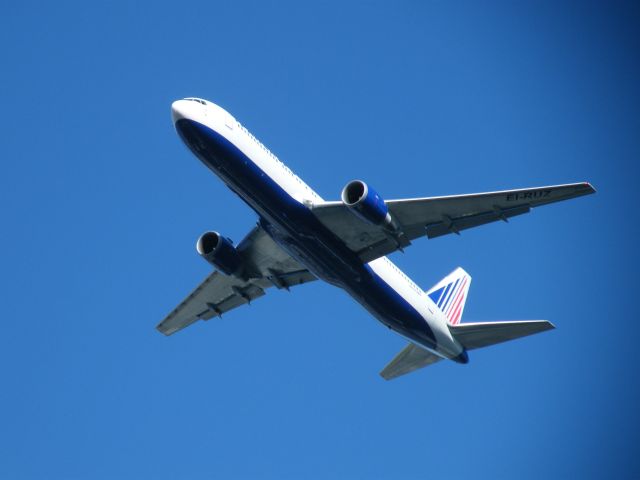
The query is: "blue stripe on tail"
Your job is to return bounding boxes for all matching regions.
[428,286,446,305]
[441,278,460,311]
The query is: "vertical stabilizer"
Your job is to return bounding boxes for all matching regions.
[426,267,472,325]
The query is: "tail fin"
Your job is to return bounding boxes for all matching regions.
[426,267,472,325]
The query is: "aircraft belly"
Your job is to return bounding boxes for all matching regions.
[176,118,437,350]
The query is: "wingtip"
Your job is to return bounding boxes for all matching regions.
[534,320,555,332]
[582,182,596,194]
[156,323,173,336]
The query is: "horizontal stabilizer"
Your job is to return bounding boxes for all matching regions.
[380,343,443,380]
[449,320,555,350]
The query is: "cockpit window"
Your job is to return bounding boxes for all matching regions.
[184,97,206,105]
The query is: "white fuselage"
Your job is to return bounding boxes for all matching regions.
[171,98,465,361]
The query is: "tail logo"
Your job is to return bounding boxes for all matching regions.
[428,276,468,325]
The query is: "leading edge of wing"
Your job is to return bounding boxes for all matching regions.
[385,181,595,206]
[312,182,595,209]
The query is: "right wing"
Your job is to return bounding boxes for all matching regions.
[157,225,316,336]
[312,182,595,263]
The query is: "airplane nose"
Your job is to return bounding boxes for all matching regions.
[171,100,187,123]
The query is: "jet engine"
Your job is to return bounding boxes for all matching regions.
[341,180,391,226]
[196,231,243,275]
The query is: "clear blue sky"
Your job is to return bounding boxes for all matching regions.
[1,1,638,478]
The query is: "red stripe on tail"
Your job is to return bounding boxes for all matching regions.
[451,293,465,324]
[446,277,467,318]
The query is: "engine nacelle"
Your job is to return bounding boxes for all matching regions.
[341,180,390,226]
[196,231,243,275]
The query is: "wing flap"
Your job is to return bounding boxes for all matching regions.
[423,204,530,239]
[380,343,443,380]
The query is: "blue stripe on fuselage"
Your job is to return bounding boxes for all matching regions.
[175,119,437,350]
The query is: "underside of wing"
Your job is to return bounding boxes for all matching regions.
[156,271,270,335]
[311,202,391,262]
[235,225,315,285]
[312,182,595,262]
[157,225,316,336]
[387,182,594,239]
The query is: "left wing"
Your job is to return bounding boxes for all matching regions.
[312,182,595,263]
[157,225,316,336]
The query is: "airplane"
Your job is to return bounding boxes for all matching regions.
[157,97,595,380]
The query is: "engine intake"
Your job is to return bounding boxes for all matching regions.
[341,180,390,226]
[196,231,243,275]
